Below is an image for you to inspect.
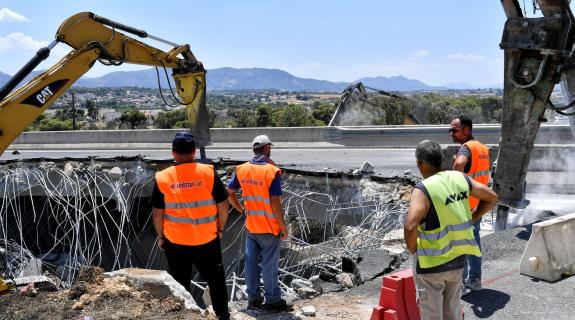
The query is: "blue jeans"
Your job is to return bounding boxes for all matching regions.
[464,218,482,281]
[245,233,282,304]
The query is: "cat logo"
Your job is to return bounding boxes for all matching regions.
[444,191,468,206]
[21,79,69,108]
[36,86,54,105]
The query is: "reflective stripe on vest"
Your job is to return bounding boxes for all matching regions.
[236,162,281,235]
[156,163,218,246]
[418,220,473,241]
[247,209,276,220]
[164,212,218,225]
[418,171,481,268]
[417,238,478,256]
[165,199,216,209]
[464,140,491,210]
[469,170,490,179]
[243,195,271,204]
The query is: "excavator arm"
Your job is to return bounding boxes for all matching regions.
[494,0,575,228]
[0,12,210,156]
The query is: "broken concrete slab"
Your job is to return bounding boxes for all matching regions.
[301,305,317,316]
[357,249,407,281]
[335,273,354,288]
[361,161,374,173]
[105,268,200,311]
[297,287,318,299]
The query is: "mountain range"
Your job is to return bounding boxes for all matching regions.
[0,67,485,93]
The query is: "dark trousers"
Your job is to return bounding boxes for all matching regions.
[164,237,229,319]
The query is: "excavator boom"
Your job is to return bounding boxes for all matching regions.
[0,12,210,156]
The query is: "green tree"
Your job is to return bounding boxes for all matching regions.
[85,99,99,122]
[230,109,256,127]
[208,108,217,128]
[55,107,85,122]
[256,105,273,127]
[425,106,452,124]
[273,104,321,127]
[119,108,147,129]
[155,108,187,129]
[25,113,47,131]
[479,97,502,123]
[371,96,413,125]
[312,103,336,125]
[38,118,72,131]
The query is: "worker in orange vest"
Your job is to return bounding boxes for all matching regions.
[450,115,491,293]
[151,131,230,320]
[227,135,292,312]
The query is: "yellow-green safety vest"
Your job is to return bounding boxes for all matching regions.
[417,171,481,269]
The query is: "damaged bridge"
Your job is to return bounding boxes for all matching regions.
[0,156,415,305]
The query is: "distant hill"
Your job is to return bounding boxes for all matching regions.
[0,67,482,92]
[0,71,12,88]
[207,67,349,92]
[74,69,171,88]
[354,75,440,91]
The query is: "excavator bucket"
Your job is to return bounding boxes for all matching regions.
[173,71,211,148]
[329,82,418,126]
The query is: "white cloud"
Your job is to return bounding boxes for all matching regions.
[414,50,430,59]
[0,8,30,22]
[0,32,47,52]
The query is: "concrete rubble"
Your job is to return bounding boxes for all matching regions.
[0,142,573,320]
[106,268,201,311]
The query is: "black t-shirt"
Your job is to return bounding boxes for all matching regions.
[150,167,228,209]
[414,174,472,274]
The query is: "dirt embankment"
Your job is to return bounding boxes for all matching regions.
[0,267,210,320]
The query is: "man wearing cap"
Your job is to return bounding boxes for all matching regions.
[151,131,230,320]
[227,135,291,312]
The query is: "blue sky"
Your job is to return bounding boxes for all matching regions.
[0,1,562,87]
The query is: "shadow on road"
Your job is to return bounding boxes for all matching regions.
[462,289,510,318]
[515,224,532,240]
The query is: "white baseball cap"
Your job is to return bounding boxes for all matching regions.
[252,135,273,149]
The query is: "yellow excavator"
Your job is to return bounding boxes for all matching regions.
[0,12,211,295]
[0,12,211,158]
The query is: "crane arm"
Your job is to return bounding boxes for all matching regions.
[0,12,210,156]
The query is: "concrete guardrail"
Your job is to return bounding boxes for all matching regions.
[9,124,574,148]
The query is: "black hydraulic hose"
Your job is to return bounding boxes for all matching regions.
[0,46,51,101]
[90,13,148,38]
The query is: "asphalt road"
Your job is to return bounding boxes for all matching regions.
[0,147,419,173]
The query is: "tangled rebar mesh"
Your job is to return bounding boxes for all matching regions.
[0,161,409,301]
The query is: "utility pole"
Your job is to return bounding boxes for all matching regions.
[70,91,76,130]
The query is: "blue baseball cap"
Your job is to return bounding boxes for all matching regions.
[172,131,196,154]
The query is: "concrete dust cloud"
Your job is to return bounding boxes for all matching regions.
[507,123,575,228]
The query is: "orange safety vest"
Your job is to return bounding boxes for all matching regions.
[155,163,218,246]
[463,140,490,209]
[236,162,281,235]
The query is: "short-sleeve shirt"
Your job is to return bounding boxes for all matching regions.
[457,144,472,174]
[150,166,228,209]
[413,174,473,274]
[227,155,282,196]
